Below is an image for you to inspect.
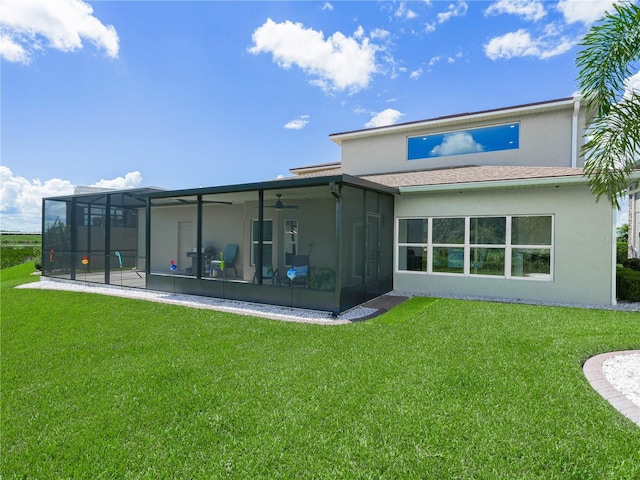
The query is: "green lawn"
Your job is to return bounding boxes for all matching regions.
[2,263,639,479]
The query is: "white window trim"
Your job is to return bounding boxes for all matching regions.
[284,219,299,265]
[396,215,554,281]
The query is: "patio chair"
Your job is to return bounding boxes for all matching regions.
[211,244,238,277]
[252,262,279,285]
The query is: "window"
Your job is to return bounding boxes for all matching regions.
[432,218,465,274]
[284,219,298,263]
[110,207,137,228]
[511,216,552,278]
[470,217,506,276]
[82,206,105,227]
[398,219,428,272]
[251,219,273,266]
[407,123,519,160]
[397,215,552,280]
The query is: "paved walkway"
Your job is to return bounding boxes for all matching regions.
[583,351,640,427]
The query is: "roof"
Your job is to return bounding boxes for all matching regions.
[289,161,341,176]
[140,173,398,199]
[286,166,343,178]
[288,163,601,192]
[361,165,587,188]
[44,187,165,203]
[329,97,578,145]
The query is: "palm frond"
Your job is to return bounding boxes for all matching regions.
[576,2,640,206]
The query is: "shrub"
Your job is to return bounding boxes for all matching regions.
[0,246,40,270]
[616,266,640,301]
[310,266,336,290]
[622,257,640,271]
[616,241,629,264]
[34,247,42,271]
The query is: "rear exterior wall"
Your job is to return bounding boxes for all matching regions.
[341,107,580,176]
[393,184,615,305]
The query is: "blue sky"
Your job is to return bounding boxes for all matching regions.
[0,0,633,231]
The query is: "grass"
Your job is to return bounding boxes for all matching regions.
[0,233,41,246]
[2,263,639,479]
[0,234,41,269]
[0,233,41,268]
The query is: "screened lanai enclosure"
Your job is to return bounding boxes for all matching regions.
[42,176,395,314]
[42,188,160,288]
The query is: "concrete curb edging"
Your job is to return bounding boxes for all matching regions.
[583,350,640,427]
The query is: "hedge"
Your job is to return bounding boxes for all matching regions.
[0,246,41,270]
[616,266,640,302]
[616,241,629,264]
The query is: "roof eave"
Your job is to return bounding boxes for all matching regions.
[398,175,590,193]
[142,174,398,199]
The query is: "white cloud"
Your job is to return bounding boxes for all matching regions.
[0,34,29,64]
[0,0,119,64]
[437,1,468,24]
[410,67,423,79]
[557,0,620,25]
[431,132,484,156]
[429,55,442,67]
[395,2,418,20]
[427,51,463,70]
[249,19,379,94]
[623,71,640,99]
[370,28,390,40]
[322,2,333,11]
[484,28,575,60]
[284,115,310,130]
[90,171,143,190]
[0,167,142,232]
[425,22,436,33]
[485,0,546,22]
[365,108,403,128]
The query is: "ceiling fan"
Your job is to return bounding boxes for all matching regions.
[267,194,299,210]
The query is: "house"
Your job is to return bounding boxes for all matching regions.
[42,97,630,313]
[627,187,640,258]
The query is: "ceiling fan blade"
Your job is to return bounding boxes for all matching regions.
[264,194,299,209]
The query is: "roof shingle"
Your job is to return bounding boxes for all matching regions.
[360,165,586,188]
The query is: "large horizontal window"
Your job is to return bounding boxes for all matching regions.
[397,215,552,280]
[407,123,519,160]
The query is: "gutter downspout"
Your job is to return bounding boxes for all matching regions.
[571,97,580,168]
[611,206,618,305]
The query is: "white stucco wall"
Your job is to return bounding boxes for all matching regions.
[393,184,615,305]
[341,105,584,176]
[148,205,197,274]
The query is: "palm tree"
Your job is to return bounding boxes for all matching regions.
[576,2,640,209]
